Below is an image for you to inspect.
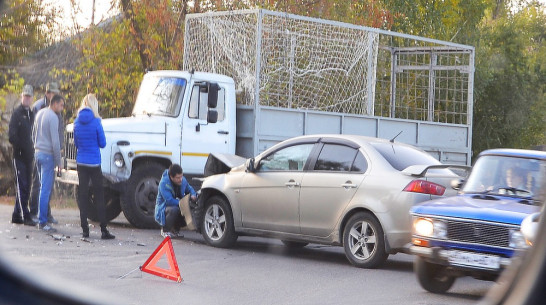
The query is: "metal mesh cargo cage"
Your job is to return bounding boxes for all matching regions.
[183,9,474,125]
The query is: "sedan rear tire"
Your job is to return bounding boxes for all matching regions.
[414,256,455,293]
[343,212,388,268]
[201,196,237,248]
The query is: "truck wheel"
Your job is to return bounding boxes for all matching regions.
[415,256,455,293]
[201,196,237,248]
[122,162,165,228]
[80,187,122,222]
[343,212,388,268]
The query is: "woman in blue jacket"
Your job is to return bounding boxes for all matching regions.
[74,94,114,239]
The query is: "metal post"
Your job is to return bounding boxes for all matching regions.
[253,10,264,156]
[428,52,437,122]
[389,49,397,118]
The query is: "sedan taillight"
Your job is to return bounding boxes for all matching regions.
[403,180,446,196]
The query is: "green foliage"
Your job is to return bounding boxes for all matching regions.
[383,0,491,43]
[0,71,25,110]
[0,0,47,65]
[472,3,546,154]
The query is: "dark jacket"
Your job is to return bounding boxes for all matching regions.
[8,105,35,162]
[74,108,106,165]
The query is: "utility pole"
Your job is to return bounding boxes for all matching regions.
[91,0,95,25]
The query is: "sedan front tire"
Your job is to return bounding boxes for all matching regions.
[201,196,237,248]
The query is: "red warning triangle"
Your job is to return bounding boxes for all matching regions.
[140,236,182,282]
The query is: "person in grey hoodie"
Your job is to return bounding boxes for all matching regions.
[33,94,64,233]
[73,94,114,240]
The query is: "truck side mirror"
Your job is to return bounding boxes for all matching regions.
[208,83,219,108]
[207,110,218,123]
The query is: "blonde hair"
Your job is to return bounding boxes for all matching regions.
[79,93,101,118]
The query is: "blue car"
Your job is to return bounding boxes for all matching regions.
[410,148,545,293]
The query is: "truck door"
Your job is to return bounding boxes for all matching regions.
[181,83,232,175]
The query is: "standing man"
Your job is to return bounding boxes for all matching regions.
[8,85,37,226]
[33,94,64,233]
[155,164,197,238]
[29,82,61,224]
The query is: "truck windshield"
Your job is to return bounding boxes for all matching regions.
[462,155,544,200]
[132,76,186,117]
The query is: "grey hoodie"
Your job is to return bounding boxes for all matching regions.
[33,108,61,167]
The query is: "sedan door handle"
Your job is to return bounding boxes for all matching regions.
[218,130,229,135]
[285,180,300,187]
[341,182,357,189]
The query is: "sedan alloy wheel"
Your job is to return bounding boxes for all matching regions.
[343,212,388,268]
[202,196,237,248]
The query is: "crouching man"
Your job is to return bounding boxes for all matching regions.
[155,164,197,238]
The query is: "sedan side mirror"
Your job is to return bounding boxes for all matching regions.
[246,158,255,173]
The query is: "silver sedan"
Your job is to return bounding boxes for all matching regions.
[196,134,465,268]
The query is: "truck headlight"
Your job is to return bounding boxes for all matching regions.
[413,217,447,239]
[114,153,125,168]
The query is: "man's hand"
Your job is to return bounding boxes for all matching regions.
[191,195,197,201]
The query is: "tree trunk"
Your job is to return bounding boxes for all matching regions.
[120,0,151,71]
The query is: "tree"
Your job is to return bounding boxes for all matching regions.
[472,2,546,153]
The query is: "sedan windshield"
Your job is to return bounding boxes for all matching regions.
[132,76,186,117]
[462,155,544,200]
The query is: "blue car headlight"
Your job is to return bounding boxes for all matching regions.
[413,217,447,239]
[509,229,528,249]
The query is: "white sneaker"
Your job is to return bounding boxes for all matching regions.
[160,229,172,238]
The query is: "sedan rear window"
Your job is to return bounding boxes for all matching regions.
[314,144,367,172]
[370,142,440,171]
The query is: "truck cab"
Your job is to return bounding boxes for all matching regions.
[59,70,236,228]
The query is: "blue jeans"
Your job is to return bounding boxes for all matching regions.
[35,152,54,225]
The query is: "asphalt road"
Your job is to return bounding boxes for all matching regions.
[0,202,494,305]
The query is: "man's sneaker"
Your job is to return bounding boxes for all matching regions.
[171,231,184,238]
[11,218,24,224]
[47,216,58,224]
[39,223,57,233]
[24,218,37,226]
[101,230,115,240]
[160,229,172,238]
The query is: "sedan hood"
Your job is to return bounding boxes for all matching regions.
[412,194,541,225]
[204,153,247,177]
[101,117,166,134]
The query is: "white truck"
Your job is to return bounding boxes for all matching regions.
[58,9,475,228]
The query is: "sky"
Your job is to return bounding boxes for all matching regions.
[43,0,118,34]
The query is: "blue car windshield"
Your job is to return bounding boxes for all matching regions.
[462,155,544,200]
[132,76,186,117]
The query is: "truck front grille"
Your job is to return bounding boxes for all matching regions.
[446,219,513,248]
[64,130,77,169]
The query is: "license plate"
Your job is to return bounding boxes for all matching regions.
[446,250,500,270]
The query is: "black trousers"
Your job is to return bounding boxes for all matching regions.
[164,206,184,232]
[77,164,106,232]
[12,158,32,220]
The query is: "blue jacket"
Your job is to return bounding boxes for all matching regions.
[74,108,106,165]
[154,169,196,227]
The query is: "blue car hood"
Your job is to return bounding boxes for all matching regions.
[411,194,541,225]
